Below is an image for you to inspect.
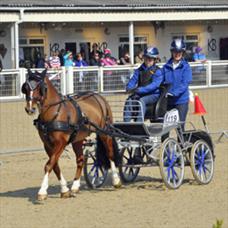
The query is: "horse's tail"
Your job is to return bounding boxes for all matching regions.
[96,135,120,169]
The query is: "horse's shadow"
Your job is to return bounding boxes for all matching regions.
[0,176,196,204]
[0,185,61,204]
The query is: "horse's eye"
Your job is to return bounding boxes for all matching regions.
[21,83,28,94]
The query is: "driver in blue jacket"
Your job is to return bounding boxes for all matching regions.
[162,39,192,130]
[123,46,163,122]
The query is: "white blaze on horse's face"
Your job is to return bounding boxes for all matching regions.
[25,89,37,115]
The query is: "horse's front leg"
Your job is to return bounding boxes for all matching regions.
[43,145,70,198]
[38,139,69,200]
[71,140,84,196]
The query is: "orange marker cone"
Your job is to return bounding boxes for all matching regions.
[193,93,207,115]
[193,93,209,133]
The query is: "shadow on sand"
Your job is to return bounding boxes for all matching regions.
[0,175,195,204]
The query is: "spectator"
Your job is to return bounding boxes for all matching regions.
[90,52,101,66]
[58,49,66,66]
[44,54,50,69]
[119,52,131,65]
[63,51,75,67]
[123,46,163,122]
[135,50,144,64]
[101,49,117,66]
[193,46,206,63]
[162,39,192,131]
[75,53,88,67]
[36,53,45,68]
[75,53,88,83]
[49,51,61,69]
[90,43,103,59]
[193,46,206,73]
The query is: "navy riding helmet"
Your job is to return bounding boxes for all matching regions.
[170,39,186,52]
[143,46,159,58]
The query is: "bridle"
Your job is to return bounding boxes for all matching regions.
[22,70,47,103]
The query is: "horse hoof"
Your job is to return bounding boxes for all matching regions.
[113,181,122,188]
[37,194,48,201]
[60,191,71,199]
[70,189,79,197]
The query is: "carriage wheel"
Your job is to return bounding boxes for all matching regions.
[159,138,184,189]
[190,140,214,184]
[119,147,140,183]
[83,149,108,189]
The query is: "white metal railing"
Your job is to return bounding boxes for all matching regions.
[0,60,228,101]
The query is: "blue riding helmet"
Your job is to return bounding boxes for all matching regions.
[143,46,159,58]
[170,39,186,52]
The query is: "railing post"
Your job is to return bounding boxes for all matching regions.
[207,60,212,87]
[66,66,74,94]
[61,67,67,95]
[19,68,26,98]
[99,67,104,93]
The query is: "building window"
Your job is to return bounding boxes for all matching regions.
[118,35,148,59]
[19,37,45,68]
[172,34,199,61]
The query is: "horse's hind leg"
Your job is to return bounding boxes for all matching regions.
[100,135,121,188]
[71,140,84,196]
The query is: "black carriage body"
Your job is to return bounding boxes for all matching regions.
[184,130,215,158]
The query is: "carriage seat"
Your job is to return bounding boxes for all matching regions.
[144,83,171,122]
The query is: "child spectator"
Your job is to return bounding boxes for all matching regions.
[49,51,61,69]
[75,53,88,67]
[75,53,88,83]
[63,51,75,67]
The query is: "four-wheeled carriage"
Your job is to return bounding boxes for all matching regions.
[83,84,215,189]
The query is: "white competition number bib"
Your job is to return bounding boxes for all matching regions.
[164,109,179,126]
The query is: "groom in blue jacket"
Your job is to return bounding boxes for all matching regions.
[162,39,192,130]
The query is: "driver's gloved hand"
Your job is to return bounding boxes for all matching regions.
[130,93,141,100]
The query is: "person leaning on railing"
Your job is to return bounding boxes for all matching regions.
[123,46,164,122]
[162,39,192,130]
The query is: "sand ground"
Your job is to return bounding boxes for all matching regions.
[0,141,228,228]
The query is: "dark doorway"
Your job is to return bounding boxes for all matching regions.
[220,38,228,60]
[79,42,90,63]
[65,42,77,56]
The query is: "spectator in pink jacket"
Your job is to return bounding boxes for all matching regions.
[101,49,118,66]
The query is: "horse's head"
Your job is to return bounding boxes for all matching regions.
[21,69,47,115]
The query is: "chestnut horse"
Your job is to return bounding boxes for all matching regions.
[21,69,121,200]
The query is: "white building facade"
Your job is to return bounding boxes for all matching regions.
[0,0,228,69]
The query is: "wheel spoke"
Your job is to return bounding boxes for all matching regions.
[88,164,96,176]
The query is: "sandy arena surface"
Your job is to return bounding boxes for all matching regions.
[0,141,228,228]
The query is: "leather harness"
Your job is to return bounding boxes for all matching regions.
[34,95,88,145]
